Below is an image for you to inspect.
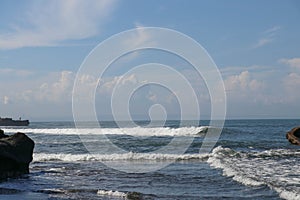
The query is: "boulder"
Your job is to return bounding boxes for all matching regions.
[286,127,300,146]
[0,129,8,139]
[0,129,34,180]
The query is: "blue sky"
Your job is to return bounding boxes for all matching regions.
[0,0,300,120]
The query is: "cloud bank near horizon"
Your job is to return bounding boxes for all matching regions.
[1,57,300,120]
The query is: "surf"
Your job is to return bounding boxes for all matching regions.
[2,126,209,137]
[33,152,210,162]
[207,146,300,200]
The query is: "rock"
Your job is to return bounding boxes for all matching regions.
[126,192,143,200]
[197,126,209,134]
[0,129,8,139]
[0,129,34,180]
[286,127,300,146]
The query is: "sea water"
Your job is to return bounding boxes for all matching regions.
[0,119,299,199]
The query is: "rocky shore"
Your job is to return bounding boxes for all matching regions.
[0,129,34,180]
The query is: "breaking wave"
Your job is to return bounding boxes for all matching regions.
[208,146,300,200]
[97,189,127,198]
[3,126,208,137]
[33,152,209,162]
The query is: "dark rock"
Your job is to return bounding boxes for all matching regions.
[286,127,300,146]
[127,192,143,200]
[0,187,22,194]
[0,129,8,139]
[197,127,209,134]
[0,130,34,180]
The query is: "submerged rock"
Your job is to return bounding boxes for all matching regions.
[127,192,143,200]
[286,127,300,146]
[0,129,34,180]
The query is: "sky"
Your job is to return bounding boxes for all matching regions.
[0,0,300,121]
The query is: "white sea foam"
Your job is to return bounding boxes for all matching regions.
[3,126,208,137]
[97,189,127,198]
[33,152,209,162]
[208,146,300,200]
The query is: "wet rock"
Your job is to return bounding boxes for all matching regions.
[0,130,34,180]
[0,129,8,139]
[286,127,300,146]
[127,192,143,200]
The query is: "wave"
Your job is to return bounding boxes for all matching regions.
[97,190,127,198]
[2,126,208,137]
[208,146,300,200]
[40,188,141,199]
[97,190,146,199]
[33,152,209,162]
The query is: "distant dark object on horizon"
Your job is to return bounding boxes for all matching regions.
[286,127,300,146]
[0,117,29,126]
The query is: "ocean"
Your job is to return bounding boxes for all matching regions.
[0,119,299,200]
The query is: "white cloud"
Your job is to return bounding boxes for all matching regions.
[122,24,155,49]
[219,63,300,118]
[0,68,34,77]
[253,26,281,48]
[284,72,300,87]
[263,26,281,34]
[0,0,117,49]
[279,58,300,69]
[46,71,74,101]
[3,96,10,105]
[224,71,264,92]
[147,91,158,102]
[2,64,300,119]
[98,74,141,94]
[253,38,273,48]
[16,71,74,103]
[283,72,300,102]
[221,65,274,78]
